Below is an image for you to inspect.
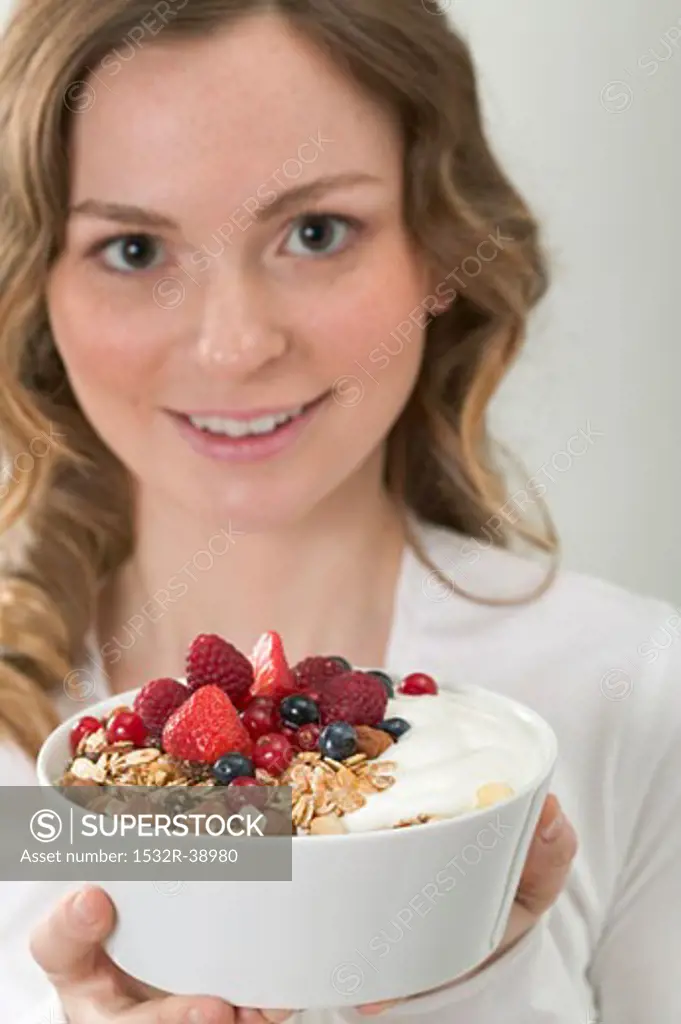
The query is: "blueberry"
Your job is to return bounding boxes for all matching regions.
[212,752,255,785]
[368,670,395,698]
[279,694,320,728]
[331,656,352,671]
[378,717,411,740]
[319,721,357,761]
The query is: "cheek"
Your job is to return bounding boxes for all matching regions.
[303,242,428,413]
[46,264,166,406]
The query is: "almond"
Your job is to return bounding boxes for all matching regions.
[355,725,395,759]
[309,813,347,835]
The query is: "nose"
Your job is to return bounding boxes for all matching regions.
[193,262,288,375]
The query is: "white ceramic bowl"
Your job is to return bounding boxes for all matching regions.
[37,682,556,1009]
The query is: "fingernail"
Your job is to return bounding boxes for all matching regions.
[540,811,565,842]
[186,1009,205,1024]
[266,1012,294,1023]
[71,888,100,925]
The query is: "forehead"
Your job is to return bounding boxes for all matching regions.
[68,14,402,209]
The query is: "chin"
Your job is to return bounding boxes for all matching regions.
[177,479,329,536]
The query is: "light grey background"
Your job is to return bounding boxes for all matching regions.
[1,0,679,603]
[452,0,681,604]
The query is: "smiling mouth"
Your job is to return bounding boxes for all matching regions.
[179,392,329,440]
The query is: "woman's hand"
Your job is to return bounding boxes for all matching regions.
[357,793,578,1015]
[30,886,234,1024]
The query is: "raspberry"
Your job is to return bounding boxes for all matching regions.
[249,631,296,700]
[399,672,438,696]
[293,656,347,691]
[133,678,189,738]
[162,685,253,763]
[316,671,388,727]
[186,634,253,705]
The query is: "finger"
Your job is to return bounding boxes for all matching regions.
[356,1000,403,1015]
[516,795,578,917]
[121,994,235,1024]
[29,886,116,986]
[237,1008,297,1024]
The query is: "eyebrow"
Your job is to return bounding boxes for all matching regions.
[68,172,383,230]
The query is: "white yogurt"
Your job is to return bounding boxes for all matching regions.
[343,691,543,832]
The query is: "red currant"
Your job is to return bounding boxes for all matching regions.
[280,725,300,749]
[399,672,438,696]
[296,723,321,752]
[69,716,102,754]
[105,710,147,747]
[227,776,262,809]
[253,733,294,775]
[241,697,280,739]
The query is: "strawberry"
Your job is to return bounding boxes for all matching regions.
[186,633,253,705]
[249,630,296,700]
[293,655,347,692]
[316,671,388,727]
[162,685,253,762]
[132,678,189,739]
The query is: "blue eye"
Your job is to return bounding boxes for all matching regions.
[97,235,166,273]
[284,215,355,258]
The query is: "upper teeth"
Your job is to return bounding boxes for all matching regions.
[188,408,303,438]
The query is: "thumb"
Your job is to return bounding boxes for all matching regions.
[30,885,116,986]
[516,795,578,918]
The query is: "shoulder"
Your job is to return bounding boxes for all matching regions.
[406,518,673,647]
[396,520,680,731]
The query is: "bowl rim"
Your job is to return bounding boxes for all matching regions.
[37,679,558,844]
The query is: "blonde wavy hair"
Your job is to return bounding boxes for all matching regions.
[0,0,556,758]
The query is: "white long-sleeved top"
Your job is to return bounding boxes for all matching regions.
[2,520,680,1023]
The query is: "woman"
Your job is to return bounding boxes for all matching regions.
[0,0,678,1021]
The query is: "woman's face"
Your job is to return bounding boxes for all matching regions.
[47,14,434,530]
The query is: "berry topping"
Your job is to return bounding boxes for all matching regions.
[367,670,395,698]
[279,694,320,728]
[133,678,188,739]
[280,725,300,748]
[106,710,147,747]
[378,717,411,740]
[69,715,102,755]
[212,752,255,786]
[227,776,263,809]
[399,672,438,696]
[330,656,352,671]
[162,685,253,763]
[316,671,388,726]
[319,721,357,761]
[186,633,254,705]
[253,733,295,775]
[230,775,259,786]
[241,697,280,739]
[250,631,296,700]
[296,723,322,751]
[293,656,347,691]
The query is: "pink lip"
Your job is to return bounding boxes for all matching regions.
[168,392,329,464]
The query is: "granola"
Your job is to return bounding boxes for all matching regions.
[280,751,397,833]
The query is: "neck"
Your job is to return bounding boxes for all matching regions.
[99,457,407,688]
